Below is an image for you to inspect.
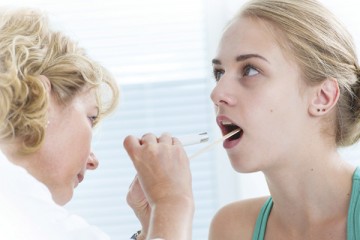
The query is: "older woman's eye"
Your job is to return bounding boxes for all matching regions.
[213,68,224,82]
[88,116,98,127]
[243,64,259,77]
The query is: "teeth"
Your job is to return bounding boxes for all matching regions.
[221,120,234,126]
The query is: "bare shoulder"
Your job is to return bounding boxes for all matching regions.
[209,196,269,240]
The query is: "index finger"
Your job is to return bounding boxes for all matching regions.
[123,135,141,156]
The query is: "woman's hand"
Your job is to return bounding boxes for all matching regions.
[127,175,150,239]
[124,133,194,240]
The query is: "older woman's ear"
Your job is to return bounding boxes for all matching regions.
[39,75,51,93]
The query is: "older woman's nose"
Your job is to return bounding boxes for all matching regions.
[87,152,99,170]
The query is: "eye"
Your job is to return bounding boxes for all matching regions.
[213,68,224,82]
[88,116,98,127]
[243,64,259,77]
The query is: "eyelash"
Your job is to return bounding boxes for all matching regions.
[243,64,259,76]
[213,68,224,82]
[88,116,98,127]
[213,64,260,82]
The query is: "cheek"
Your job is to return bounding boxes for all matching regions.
[259,99,305,148]
[67,122,92,159]
[244,91,291,138]
[77,125,92,153]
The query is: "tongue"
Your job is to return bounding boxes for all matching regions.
[228,130,241,141]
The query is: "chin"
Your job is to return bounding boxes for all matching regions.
[228,155,260,174]
[233,166,258,174]
[52,190,73,206]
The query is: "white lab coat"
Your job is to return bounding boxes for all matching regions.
[0,151,110,240]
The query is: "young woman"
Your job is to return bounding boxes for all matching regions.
[125,0,360,239]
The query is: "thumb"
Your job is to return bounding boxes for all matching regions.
[127,175,147,209]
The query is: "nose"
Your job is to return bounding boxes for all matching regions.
[210,79,237,107]
[87,152,99,170]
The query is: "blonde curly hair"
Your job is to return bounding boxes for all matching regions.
[0,8,119,153]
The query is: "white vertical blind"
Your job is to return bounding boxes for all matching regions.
[67,79,217,239]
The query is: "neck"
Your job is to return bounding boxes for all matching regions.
[0,143,37,172]
[264,149,355,228]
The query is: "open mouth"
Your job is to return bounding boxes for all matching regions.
[220,120,243,141]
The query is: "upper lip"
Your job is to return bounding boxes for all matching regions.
[216,115,242,136]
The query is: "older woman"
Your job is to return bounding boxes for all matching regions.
[0,8,119,239]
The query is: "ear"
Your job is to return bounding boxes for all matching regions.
[39,75,51,93]
[308,77,339,116]
[39,75,53,123]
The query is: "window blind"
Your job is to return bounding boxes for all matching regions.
[67,80,218,239]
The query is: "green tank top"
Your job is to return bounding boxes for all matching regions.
[252,167,360,240]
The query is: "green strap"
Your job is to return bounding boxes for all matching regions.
[252,197,273,240]
[347,167,360,240]
[252,167,359,240]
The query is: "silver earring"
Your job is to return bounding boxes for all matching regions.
[45,121,50,128]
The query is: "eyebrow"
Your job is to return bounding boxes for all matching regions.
[212,54,269,65]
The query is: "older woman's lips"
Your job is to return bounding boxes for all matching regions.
[75,174,84,188]
[78,174,84,183]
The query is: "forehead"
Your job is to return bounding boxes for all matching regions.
[217,16,288,62]
[79,87,97,103]
[69,87,98,108]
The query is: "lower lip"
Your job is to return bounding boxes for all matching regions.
[223,136,241,149]
[75,175,83,188]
